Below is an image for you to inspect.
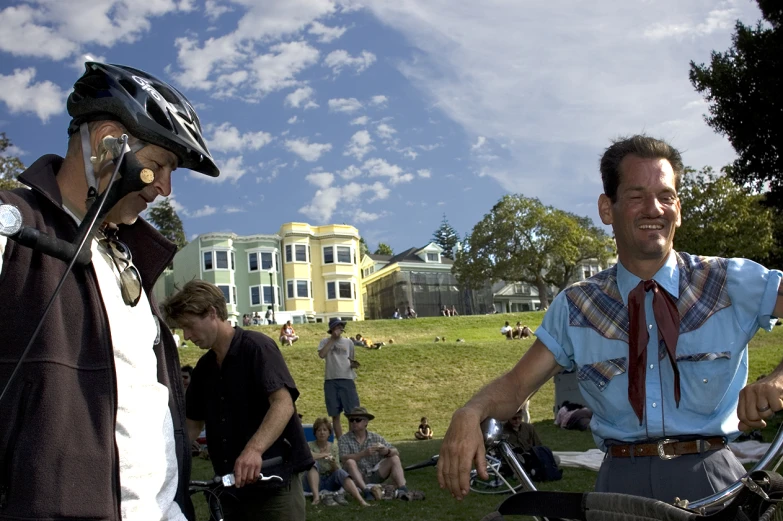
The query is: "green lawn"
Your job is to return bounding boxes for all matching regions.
[182,313,783,521]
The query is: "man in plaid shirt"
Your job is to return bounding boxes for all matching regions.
[338,407,408,500]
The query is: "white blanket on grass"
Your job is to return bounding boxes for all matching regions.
[553,441,772,472]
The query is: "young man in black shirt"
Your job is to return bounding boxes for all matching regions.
[164,280,313,521]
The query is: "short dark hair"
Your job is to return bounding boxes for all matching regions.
[163,279,228,323]
[600,135,684,202]
[181,365,193,376]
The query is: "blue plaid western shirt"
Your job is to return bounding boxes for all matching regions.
[537,251,782,451]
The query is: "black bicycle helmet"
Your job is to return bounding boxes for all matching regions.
[67,62,219,177]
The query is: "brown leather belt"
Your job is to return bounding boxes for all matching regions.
[609,437,726,460]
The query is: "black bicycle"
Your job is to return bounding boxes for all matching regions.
[189,456,284,521]
[476,417,783,521]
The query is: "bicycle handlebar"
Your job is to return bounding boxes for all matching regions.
[189,456,284,489]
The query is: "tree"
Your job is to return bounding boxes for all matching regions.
[147,198,187,250]
[689,1,783,202]
[358,237,369,258]
[374,243,393,256]
[674,166,774,263]
[452,195,615,309]
[0,132,25,190]
[432,213,459,258]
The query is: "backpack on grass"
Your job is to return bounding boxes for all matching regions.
[522,446,562,482]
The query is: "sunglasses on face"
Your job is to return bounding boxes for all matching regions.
[99,234,142,307]
[349,418,365,423]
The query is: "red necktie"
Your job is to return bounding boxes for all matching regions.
[627,280,681,424]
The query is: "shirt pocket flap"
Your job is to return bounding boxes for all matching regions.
[577,357,627,392]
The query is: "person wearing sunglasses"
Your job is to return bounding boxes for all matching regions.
[163,280,313,521]
[0,63,218,521]
[338,406,409,501]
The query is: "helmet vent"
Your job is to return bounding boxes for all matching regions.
[147,100,173,132]
[118,79,138,98]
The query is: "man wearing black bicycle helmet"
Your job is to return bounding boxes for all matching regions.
[0,62,219,521]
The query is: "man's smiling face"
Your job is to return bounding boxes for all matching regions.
[599,155,681,266]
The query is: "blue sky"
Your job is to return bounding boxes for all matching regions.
[0,0,764,253]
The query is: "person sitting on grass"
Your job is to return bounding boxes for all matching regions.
[305,417,371,507]
[339,407,408,501]
[414,417,433,440]
[279,320,299,346]
[450,305,459,316]
[500,321,513,339]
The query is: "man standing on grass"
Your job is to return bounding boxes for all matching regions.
[339,407,409,500]
[319,317,361,438]
[439,135,783,503]
[164,280,313,521]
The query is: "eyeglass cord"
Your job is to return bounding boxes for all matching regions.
[0,136,130,408]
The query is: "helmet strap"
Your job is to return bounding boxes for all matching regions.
[79,123,99,206]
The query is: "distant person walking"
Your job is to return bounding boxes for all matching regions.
[319,318,361,438]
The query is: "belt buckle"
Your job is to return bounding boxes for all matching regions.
[657,438,680,460]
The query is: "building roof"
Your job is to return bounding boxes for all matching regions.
[386,246,454,266]
[368,254,393,262]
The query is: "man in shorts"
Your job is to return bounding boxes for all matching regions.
[318,317,361,438]
[338,407,408,500]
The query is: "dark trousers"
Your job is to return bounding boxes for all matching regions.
[596,446,745,503]
[221,472,305,521]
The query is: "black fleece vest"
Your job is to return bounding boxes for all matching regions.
[0,155,193,521]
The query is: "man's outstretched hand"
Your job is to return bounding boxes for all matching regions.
[437,407,487,501]
[738,373,783,431]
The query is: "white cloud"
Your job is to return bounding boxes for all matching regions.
[250,41,320,95]
[358,0,759,226]
[306,171,335,188]
[205,0,233,21]
[224,206,245,213]
[338,165,363,179]
[0,144,25,157]
[285,86,319,109]
[370,95,388,106]
[644,7,738,40]
[471,136,487,150]
[324,49,377,76]
[376,123,397,141]
[0,68,66,122]
[299,180,390,222]
[196,155,247,183]
[353,209,384,223]
[208,123,273,152]
[417,169,431,178]
[172,1,334,92]
[189,205,218,218]
[400,147,418,160]
[350,115,370,126]
[284,137,332,162]
[361,158,413,185]
[288,115,298,124]
[308,21,347,43]
[0,1,187,61]
[344,130,374,161]
[328,98,363,113]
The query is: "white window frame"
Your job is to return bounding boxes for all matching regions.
[426,252,440,263]
[326,280,355,300]
[323,246,334,265]
[217,284,231,304]
[250,284,279,306]
[285,243,309,264]
[203,248,234,271]
[248,249,278,272]
[286,279,311,299]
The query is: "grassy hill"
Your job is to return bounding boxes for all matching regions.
[182,312,783,520]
